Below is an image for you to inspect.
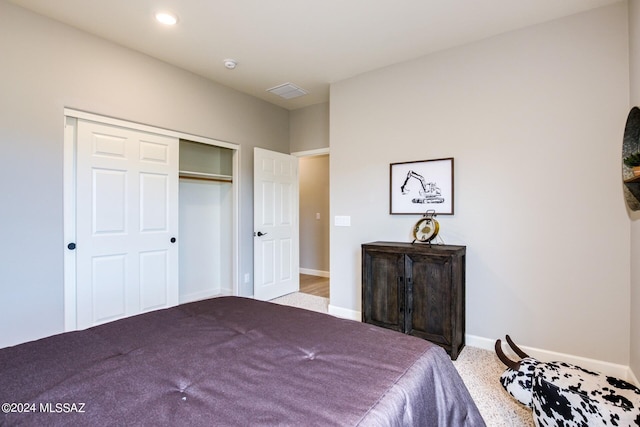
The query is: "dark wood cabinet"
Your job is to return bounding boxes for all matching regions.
[362,242,466,360]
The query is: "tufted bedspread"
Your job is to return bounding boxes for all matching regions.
[0,297,484,426]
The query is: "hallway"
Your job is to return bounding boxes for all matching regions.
[299,274,329,298]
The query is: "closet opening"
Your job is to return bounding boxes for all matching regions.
[178,140,234,303]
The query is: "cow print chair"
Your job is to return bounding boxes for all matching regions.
[496,335,640,426]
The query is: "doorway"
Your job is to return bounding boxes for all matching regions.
[296,150,330,299]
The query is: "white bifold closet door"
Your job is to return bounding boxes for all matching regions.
[75,119,179,329]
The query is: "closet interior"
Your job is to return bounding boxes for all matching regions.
[178,139,234,303]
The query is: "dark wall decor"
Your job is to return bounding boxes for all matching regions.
[390,158,454,215]
[622,107,640,211]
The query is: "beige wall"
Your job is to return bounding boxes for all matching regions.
[629,0,640,381]
[299,156,330,273]
[291,103,331,276]
[330,3,631,365]
[0,1,289,348]
[290,103,330,153]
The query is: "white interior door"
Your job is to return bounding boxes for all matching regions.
[253,147,299,300]
[75,119,179,329]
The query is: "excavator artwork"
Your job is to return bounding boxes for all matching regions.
[400,170,445,204]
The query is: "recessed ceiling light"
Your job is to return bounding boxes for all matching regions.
[155,11,178,25]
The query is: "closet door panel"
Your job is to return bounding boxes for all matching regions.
[139,250,169,311]
[140,173,169,232]
[93,169,127,233]
[76,119,178,329]
[91,254,127,324]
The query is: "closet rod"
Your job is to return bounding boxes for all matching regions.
[179,175,232,183]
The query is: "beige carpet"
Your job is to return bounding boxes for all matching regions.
[453,346,533,426]
[270,291,330,313]
[270,292,533,427]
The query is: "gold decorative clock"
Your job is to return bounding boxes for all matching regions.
[412,210,439,243]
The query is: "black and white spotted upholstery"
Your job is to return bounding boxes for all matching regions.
[500,358,640,426]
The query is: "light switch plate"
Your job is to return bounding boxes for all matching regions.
[334,215,351,227]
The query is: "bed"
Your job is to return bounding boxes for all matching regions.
[0,297,485,426]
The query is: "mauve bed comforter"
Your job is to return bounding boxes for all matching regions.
[0,297,484,426]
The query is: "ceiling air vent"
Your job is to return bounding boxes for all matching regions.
[266,83,308,99]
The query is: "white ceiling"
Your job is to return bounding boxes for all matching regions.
[9,0,622,110]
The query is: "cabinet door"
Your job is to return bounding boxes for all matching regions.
[362,249,405,332]
[405,253,453,346]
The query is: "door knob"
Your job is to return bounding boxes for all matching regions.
[170,237,176,243]
[256,231,268,237]
[67,243,76,250]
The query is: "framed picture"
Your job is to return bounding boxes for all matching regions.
[390,157,454,215]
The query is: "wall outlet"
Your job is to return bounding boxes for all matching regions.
[316,212,321,220]
[244,273,250,283]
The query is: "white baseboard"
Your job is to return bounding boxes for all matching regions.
[300,268,330,278]
[468,334,635,384]
[328,304,360,321]
[295,306,639,386]
[179,287,234,304]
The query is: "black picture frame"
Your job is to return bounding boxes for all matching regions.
[390,157,454,215]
